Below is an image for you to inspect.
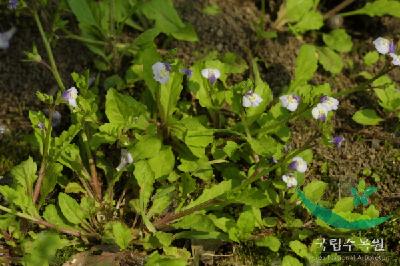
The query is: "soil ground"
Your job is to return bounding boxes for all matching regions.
[0,0,399,265]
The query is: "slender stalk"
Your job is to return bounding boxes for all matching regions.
[33,11,65,91]
[323,0,355,20]
[33,107,53,203]
[82,129,101,200]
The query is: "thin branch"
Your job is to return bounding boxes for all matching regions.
[323,0,355,20]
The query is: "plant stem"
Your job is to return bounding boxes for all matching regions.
[323,0,355,20]
[33,11,65,91]
[82,128,102,201]
[33,107,53,204]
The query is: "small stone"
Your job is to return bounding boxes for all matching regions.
[216,43,223,51]
[216,29,223,37]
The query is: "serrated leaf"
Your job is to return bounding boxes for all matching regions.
[147,186,174,218]
[159,72,184,123]
[131,136,162,161]
[58,193,87,224]
[291,11,323,33]
[352,109,383,125]
[342,0,400,18]
[282,255,303,266]
[140,0,197,42]
[134,160,155,211]
[67,0,97,26]
[111,222,133,250]
[294,44,318,84]
[317,47,343,74]
[323,29,352,52]
[105,88,147,127]
[333,197,354,213]
[364,51,379,66]
[148,147,175,179]
[11,157,37,197]
[285,0,314,22]
[304,180,327,203]
[255,235,281,252]
[43,204,73,229]
[183,180,232,210]
[289,240,309,258]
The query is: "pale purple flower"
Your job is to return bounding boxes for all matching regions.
[152,62,170,84]
[289,156,308,173]
[280,94,300,112]
[62,87,78,108]
[0,26,17,50]
[312,103,329,121]
[116,149,134,171]
[282,174,297,188]
[320,96,339,111]
[389,42,396,54]
[242,90,263,108]
[37,122,45,130]
[8,0,18,9]
[389,53,400,66]
[201,68,221,85]
[373,37,392,55]
[331,135,345,148]
[180,68,192,77]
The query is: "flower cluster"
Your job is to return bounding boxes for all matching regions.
[281,156,308,188]
[373,37,400,66]
[311,96,339,121]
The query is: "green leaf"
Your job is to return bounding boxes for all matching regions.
[40,163,63,205]
[289,240,309,258]
[304,180,327,203]
[64,182,85,194]
[203,4,221,16]
[333,197,354,213]
[322,29,353,53]
[173,213,216,232]
[285,0,314,22]
[105,88,147,127]
[131,136,162,161]
[317,47,343,74]
[145,251,187,266]
[140,0,198,42]
[159,72,184,122]
[58,193,87,224]
[134,160,155,211]
[22,232,69,266]
[374,87,400,111]
[67,0,97,26]
[342,0,400,18]
[294,44,318,84]
[11,157,37,197]
[147,186,174,218]
[148,147,175,179]
[255,235,281,252]
[364,51,379,66]
[352,109,383,125]
[111,222,133,250]
[183,180,232,210]
[43,204,73,229]
[291,11,323,33]
[282,255,303,266]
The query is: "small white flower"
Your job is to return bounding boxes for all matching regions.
[282,174,297,188]
[152,62,170,84]
[373,37,391,55]
[312,103,329,121]
[389,53,400,66]
[320,96,339,111]
[0,26,17,50]
[289,156,308,173]
[201,68,221,84]
[116,149,134,171]
[242,90,263,107]
[62,87,78,108]
[279,94,300,112]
